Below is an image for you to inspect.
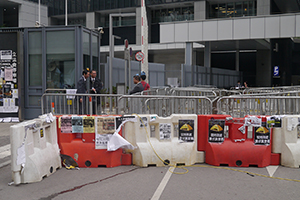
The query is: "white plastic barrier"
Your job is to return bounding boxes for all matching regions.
[123,114,204,167]
[10,114,61,185]
[280,115,300,168]
[272,127,282,153]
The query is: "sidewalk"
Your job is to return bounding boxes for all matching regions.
[0,123,17,147]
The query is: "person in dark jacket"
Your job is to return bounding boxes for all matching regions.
[90,70,103,114]
[129,74,144,95]
[77,69,90,114]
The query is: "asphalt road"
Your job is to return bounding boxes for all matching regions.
[1,123,300,200]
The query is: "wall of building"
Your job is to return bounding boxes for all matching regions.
[257,0,271,15]
[13,0,48,27]
[256,49,271,86]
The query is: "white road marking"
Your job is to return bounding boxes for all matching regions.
[0,160,11,168]
[0,144,11,168]
[266,166,279,177]
[151,167,174,200]
[0,144,10,153]
[0,144,11,159]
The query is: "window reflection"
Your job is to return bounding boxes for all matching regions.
[151,6,194,23]
[46,31,75,89]
[209,1,257,19]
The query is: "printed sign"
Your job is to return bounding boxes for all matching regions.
[60,116,72,133]
[178,119,194,142]
[95,134,113,149]
[115,116,136,130]
[273,66,279,77]
[0,50,12,60]
[140,117,148,127]
[96,117,115,135]
[95,116,116,149]
[83,116,95,133]
[267,116,282,128]
[244,116,262,127]
[208,119,225,143]
[254,122,270,145]
[72,116,83,133]
[159,123,171,140]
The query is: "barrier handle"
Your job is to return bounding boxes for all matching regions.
[51,102,55,114]
[89,97,92,115]
[234,139,245,142]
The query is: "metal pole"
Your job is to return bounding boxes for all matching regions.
[65,0,68,26]
[109,13,136,94]
[109,14,113,94]
[129,56,131,92]
[38,0,41,24]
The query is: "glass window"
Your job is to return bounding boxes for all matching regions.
[91,35,98,72]
[28,31,42,86]
[243,2,249,16]
[46,31,75,89]
[83,31,90,71]
[235,2,243,17]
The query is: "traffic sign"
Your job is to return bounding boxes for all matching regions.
[124,39,129,49]
[135,51,144,61]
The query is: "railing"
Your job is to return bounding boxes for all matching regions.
[118,95,213,117]
[41,92,213,117]
[217,96,300,118]
[243,85,300,94]
[41,93,122,115]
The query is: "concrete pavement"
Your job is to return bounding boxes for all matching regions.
[1,122,300,200]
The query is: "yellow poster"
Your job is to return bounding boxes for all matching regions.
[83,116,95,133]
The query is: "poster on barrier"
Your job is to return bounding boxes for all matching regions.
[254,122,270,145]
[178,119,194,142]
[208,119,225,143]
[61,116,72,133]
[95,117,116,149]
[83,116,95,133]
[267,115,282,128]
[115,116,136,130]
[159,123,171,140]
[72,116,83,133]
[140,117,148,127]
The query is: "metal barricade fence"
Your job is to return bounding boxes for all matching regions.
[217,96,300,118]
[243,85,300,94]
[118,95,212,117]
[41,93,122,115]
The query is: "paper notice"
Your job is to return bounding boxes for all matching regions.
[72,116,83,133]
[159,123,171,140]
[5,68,13,81]
[287,117,299,131]
[61,116,72,133]
[96,117,115,135]
[83,116,95,133]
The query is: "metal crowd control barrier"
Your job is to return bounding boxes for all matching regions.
[118,95,212,117]
[169,87,217,98]
[243,85,300,94]
[217,96,300,118]
[41,93,122,115]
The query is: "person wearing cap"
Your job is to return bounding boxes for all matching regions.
[140,71,150,91]
[129,74,144,95]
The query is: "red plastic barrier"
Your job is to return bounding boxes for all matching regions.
[56,115,132,168]
[199,115,275,167]
[197,115,231,151]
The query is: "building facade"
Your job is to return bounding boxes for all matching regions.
[1,0,300,87]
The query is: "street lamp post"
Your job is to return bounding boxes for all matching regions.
[109,13,135,94]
